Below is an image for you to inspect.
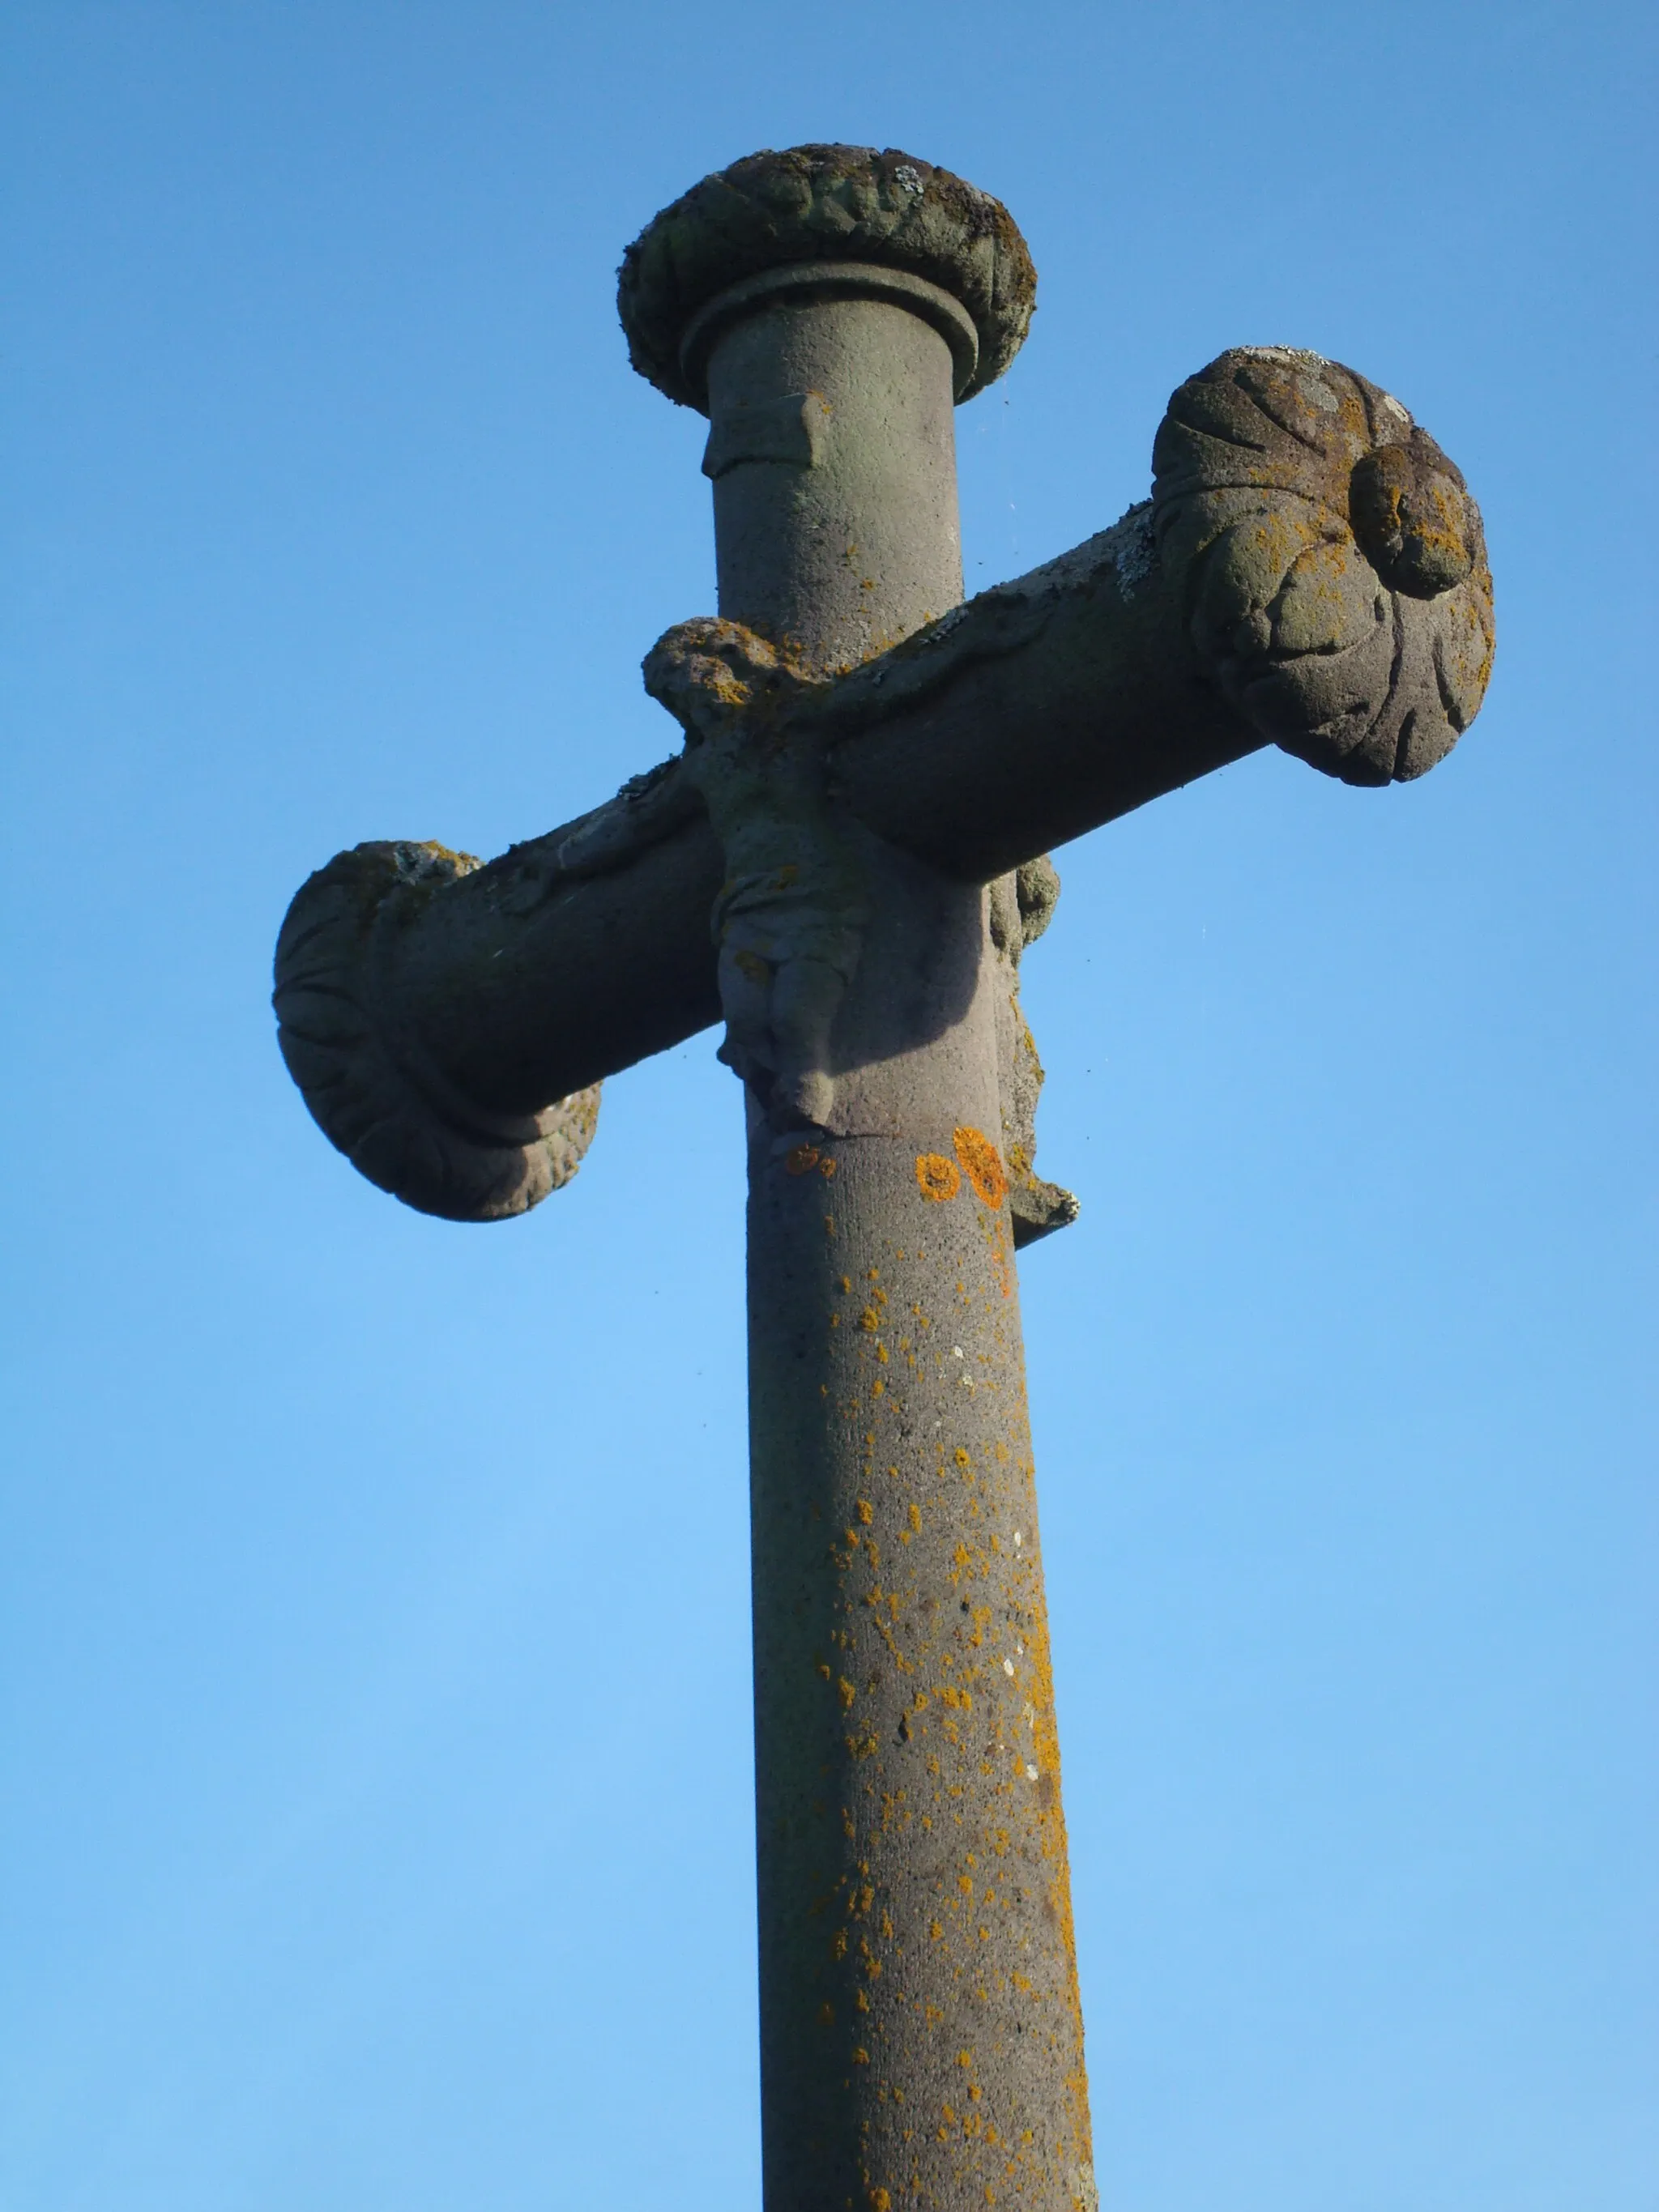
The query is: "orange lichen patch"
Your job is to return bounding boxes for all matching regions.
[953,1127,1009,1208]
[706,663,753,712]
[982,1213,1016,1302]
[868,2190,890,2210]
[915,1153,962,1203]
[787,1144,821,1174]
[819,1155,838,1179]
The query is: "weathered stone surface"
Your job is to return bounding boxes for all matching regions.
[746,1130,1094,2208]
[698,277,967,669]
[274,840,599,1220]
[1153,346,1495,785]
[617,143,1036,409]
[643,616,868,1131]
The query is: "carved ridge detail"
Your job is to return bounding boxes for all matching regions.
[1153,346,1495,786]
[990,857,1078,1248]
[618,143,1035,411]
[274,841,600,1222]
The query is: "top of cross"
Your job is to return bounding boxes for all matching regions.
[616,143,1037,409]
[272,151,1493,1225]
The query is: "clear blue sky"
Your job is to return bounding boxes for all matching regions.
[2,5,1653,2207]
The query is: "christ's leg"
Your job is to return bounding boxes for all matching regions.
[768,953,851,1128]
[716,942,776,1093]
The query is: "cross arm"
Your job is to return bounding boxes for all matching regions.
[273,346,1493,1220]
[822,347,1491,877]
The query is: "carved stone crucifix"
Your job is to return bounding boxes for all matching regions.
[273,146,1493,2212]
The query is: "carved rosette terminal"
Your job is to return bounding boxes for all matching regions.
[274,841,599,1221]
[617,142,1036,411]
[1153,346,1495,786]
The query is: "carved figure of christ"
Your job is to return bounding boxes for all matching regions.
[273,147,1493,2212]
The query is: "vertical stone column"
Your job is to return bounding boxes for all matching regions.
[621,149,1097,2211]
[699,279,969,667]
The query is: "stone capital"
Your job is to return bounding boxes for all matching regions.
[616,143,1036,411]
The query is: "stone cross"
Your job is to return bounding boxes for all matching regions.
[273,145,1493,2212]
